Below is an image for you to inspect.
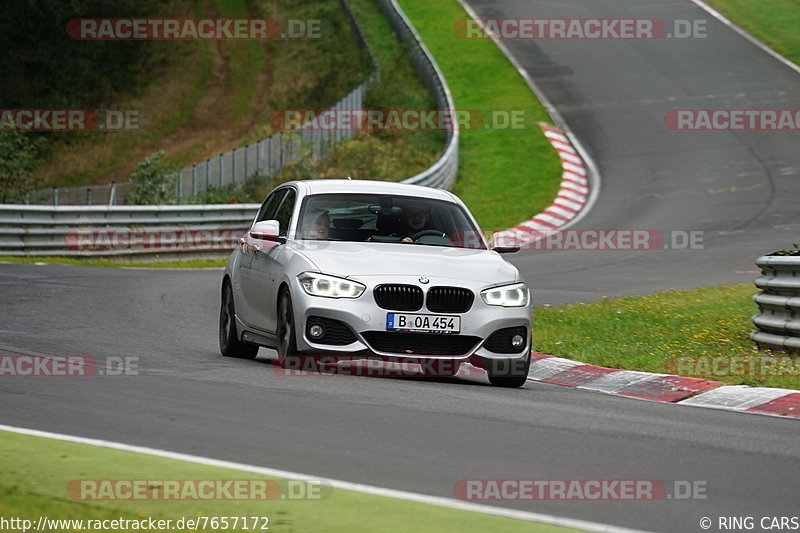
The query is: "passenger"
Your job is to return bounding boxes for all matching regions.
[302,210,330,240]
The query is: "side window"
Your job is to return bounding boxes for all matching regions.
[256,189,286,223]
[274,189,296,236]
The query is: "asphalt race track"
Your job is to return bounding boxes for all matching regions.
[2,1,800,532]
[478,0,800,306]
[1,264,799,532]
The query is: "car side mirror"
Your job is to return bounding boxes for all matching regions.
[250,220,284,243]
[492,232,520,253]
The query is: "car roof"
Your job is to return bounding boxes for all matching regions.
[287,179,457,203]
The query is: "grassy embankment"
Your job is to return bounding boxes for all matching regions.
[534,284,799,390]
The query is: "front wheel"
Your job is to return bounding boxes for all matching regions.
[219,282,259,359]
[486,353,530,388]
[276,290,302,368]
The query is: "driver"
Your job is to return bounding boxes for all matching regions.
[401,202,433,242]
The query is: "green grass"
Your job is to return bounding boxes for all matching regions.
[240,0,374,145]
[397,0,562,230]
[213,0,265,121]
[349,0,446,168]
[534,284,800,389]
[0,256,226,269]
[705,0,800,65]
[0,430,585,533]
[156,6,216,146]
[145,1,215,147]
[242,0,445,195]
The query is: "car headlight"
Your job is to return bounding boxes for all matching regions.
[298,272,365,299]
[481,283,529,307]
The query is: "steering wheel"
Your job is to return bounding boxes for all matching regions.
[410,229,446,241]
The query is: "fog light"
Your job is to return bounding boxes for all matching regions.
[511,334,525,349]
[309,324,325,339]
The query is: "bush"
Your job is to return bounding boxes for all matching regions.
[188,173,273,204]
[0,132,45,203]
[127,150,178,205]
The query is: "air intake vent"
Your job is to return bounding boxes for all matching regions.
[483,326,528,354]
[362,332,479,356]
[426,287,474,313]
[373,284,424,311]
[306,316,357,346]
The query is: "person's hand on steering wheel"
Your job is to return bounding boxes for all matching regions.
[403,229,446,243]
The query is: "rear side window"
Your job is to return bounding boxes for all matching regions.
[273,189,296,236]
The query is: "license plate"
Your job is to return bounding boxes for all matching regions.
[386,313,460,334]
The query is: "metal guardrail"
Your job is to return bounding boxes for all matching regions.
[28,181,133,206]
[0,204,260,258]
[376,0,459,190]
[751,255,800,353]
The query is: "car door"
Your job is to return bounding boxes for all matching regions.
[243,187,297,335]
[236,188,287,329]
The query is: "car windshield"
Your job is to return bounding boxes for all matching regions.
[297,193,486,249]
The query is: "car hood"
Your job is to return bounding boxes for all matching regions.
[292,241,519,284]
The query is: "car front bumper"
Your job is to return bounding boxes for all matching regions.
[288,274,532,362]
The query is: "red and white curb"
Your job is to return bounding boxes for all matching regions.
[528,352,800,419]
[497,124,590,243]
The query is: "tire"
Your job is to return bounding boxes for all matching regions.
[486,352,530,388]
[276,289,302,368]
[219,281,259,359]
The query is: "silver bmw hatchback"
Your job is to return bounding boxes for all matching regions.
[220,179,532,387]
